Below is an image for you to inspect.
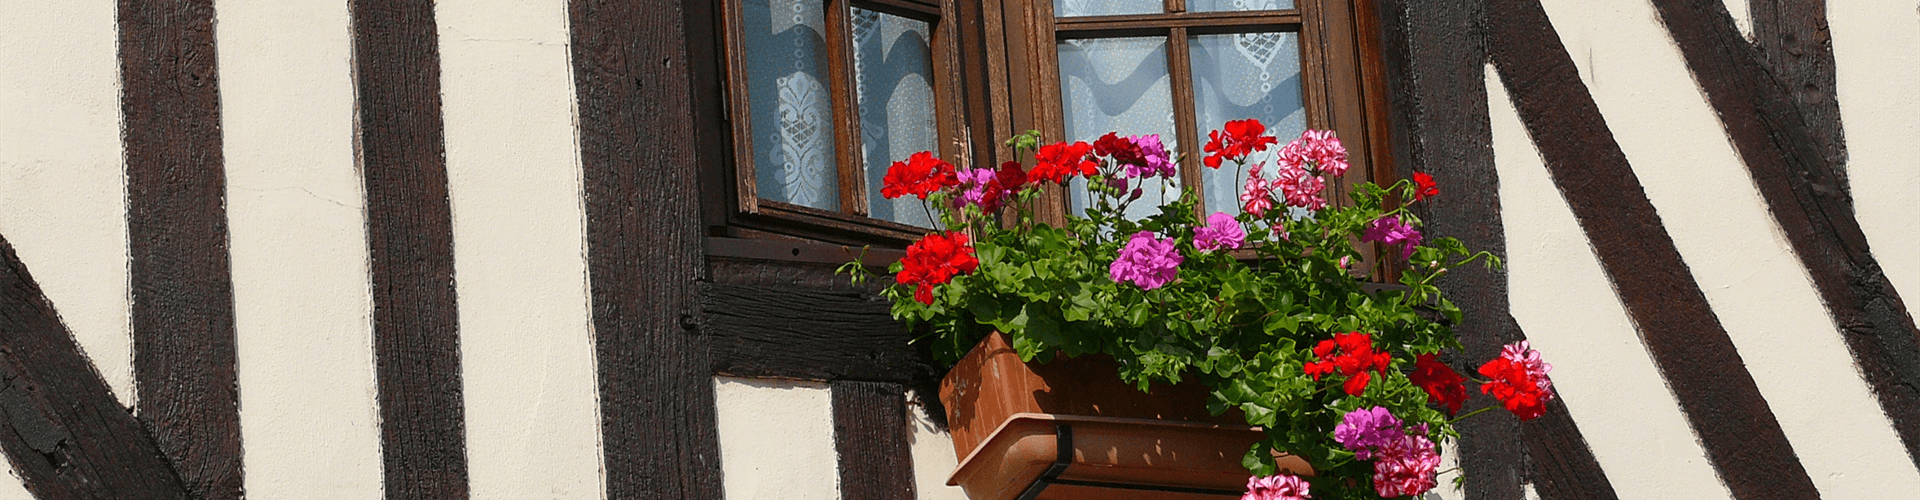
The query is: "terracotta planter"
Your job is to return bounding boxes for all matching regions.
[939,332,1312,500]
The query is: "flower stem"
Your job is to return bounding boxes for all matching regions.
[1446,405,1496,424]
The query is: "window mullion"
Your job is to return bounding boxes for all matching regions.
[1167,27,1205,218]
[826,0,870,216]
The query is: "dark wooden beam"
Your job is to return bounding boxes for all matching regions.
[833,381,918,500]
[699,282,926,384]
[350,1,471,498]
[1486,0,1819,496]
[1654,0,1920,467]
[118,1,243,498]
[1373,1,1523,499]
[570,0,726,498]
[0,234,191,499]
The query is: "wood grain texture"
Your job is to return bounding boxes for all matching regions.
[700,282,928,383]
[118,1,244,498]
[832,381,917,500]
[350,1,471,498]
[1654,0,1920,467]
[1749,0,1847,185]
[1373,1,1619,497]
[0,235,191,499]
[570,0,726,498]
[1487,0,1820,496]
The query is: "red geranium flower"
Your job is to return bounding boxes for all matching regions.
[1202,119,1279,169]
[1409,354,1467,414]
[1413,172,1439,201]
[897,232,979,304]
[1304,332,1392,396]
[1093,132,1144,168]
[996,161,1028,191]
[1478,357,1552,420]
[1030,141,1097,184]
[881,151,959,200]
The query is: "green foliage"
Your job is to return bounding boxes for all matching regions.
[858,135,1499,499]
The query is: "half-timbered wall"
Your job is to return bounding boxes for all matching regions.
[2,1,1919,499]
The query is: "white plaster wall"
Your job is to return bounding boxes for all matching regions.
[1724,0,1752,39]
[905,392,968,500]
[715,377,841,500]
[0,1,129,496]
[1831,1,1920,330]
[439,1,605,498]
[216,1,385,497]
[1486,64,1732,500]
[0,0,134,411]
[1538,0,1920,493]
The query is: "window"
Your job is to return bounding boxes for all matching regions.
[713,0,1392,244]
[720,0,967,241]
[1012,0,1391,222]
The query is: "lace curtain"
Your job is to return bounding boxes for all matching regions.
[1192,31,1305,216]
[853,8,939,227]
[743,0,839,210]
[1057,36,1180,221]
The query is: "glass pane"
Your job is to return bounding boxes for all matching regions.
[1055,0,1160,17]
[1188,0,1294,13]
[1190,31,1305,217]
[742,0,839,210]
[1057,37,1179,222]
[853,8,939,227]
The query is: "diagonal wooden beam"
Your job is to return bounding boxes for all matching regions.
[0,234,191,499]
[1486,0,1820,497]
[1653,0,1920,468]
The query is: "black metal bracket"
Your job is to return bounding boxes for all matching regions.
[1011,422,1244,499]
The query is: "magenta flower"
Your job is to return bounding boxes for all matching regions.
[1334,406,1404,460]
[1241,164,1276,217]
[1362,215,1423,259]
[1194,212,1246,253]
[1243,473,1312,500]
[1111,231,1183,290]
[954,166,1009,211]
[1125,134,1176,179]
[1370,425,1441,498]
[1500,340,1554,394]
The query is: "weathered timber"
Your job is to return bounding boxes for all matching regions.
[119,1,244,498]
[833,381,918,500]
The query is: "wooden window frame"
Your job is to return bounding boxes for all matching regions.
[992,0,1395,224]
[717,0,973,244]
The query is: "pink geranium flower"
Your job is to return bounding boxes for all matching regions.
[1243,473,1312,500]
[1361,215,1423,259]
[1242,164,1276,217]
[1110,231,1183,290]
[1193,212,1246,253]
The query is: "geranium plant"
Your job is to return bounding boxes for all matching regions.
[842,121,1552,500]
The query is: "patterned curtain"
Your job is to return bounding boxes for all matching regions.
[1057,36,1180,221]
[853,8,939,227]
[743,0,840,210]
[1191,31,1305,216]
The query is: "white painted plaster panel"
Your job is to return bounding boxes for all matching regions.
[217,0,384,498]
[439,1,604,498]
[1832,1,1920,341]
[1538,0,1920,492]
[1486,64,1732,500]
[905,392,968,500]
[0,0,133,410]
[1423,438,1464,500]
[715,377,841,500]
[1724,0,1752,39]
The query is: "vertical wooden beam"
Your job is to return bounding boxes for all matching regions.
[350,1,471,498]
[833,381,916,500]
[1657,0,1920,467]
[118,1,244,498]
[1373,0,1618,497]
[570,0,726,498]
[1486,0,1820,496]
[0,235,191,499]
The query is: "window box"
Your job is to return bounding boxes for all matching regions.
[941,332,1314,499]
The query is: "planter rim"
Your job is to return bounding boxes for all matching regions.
[948,412,1264,485]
